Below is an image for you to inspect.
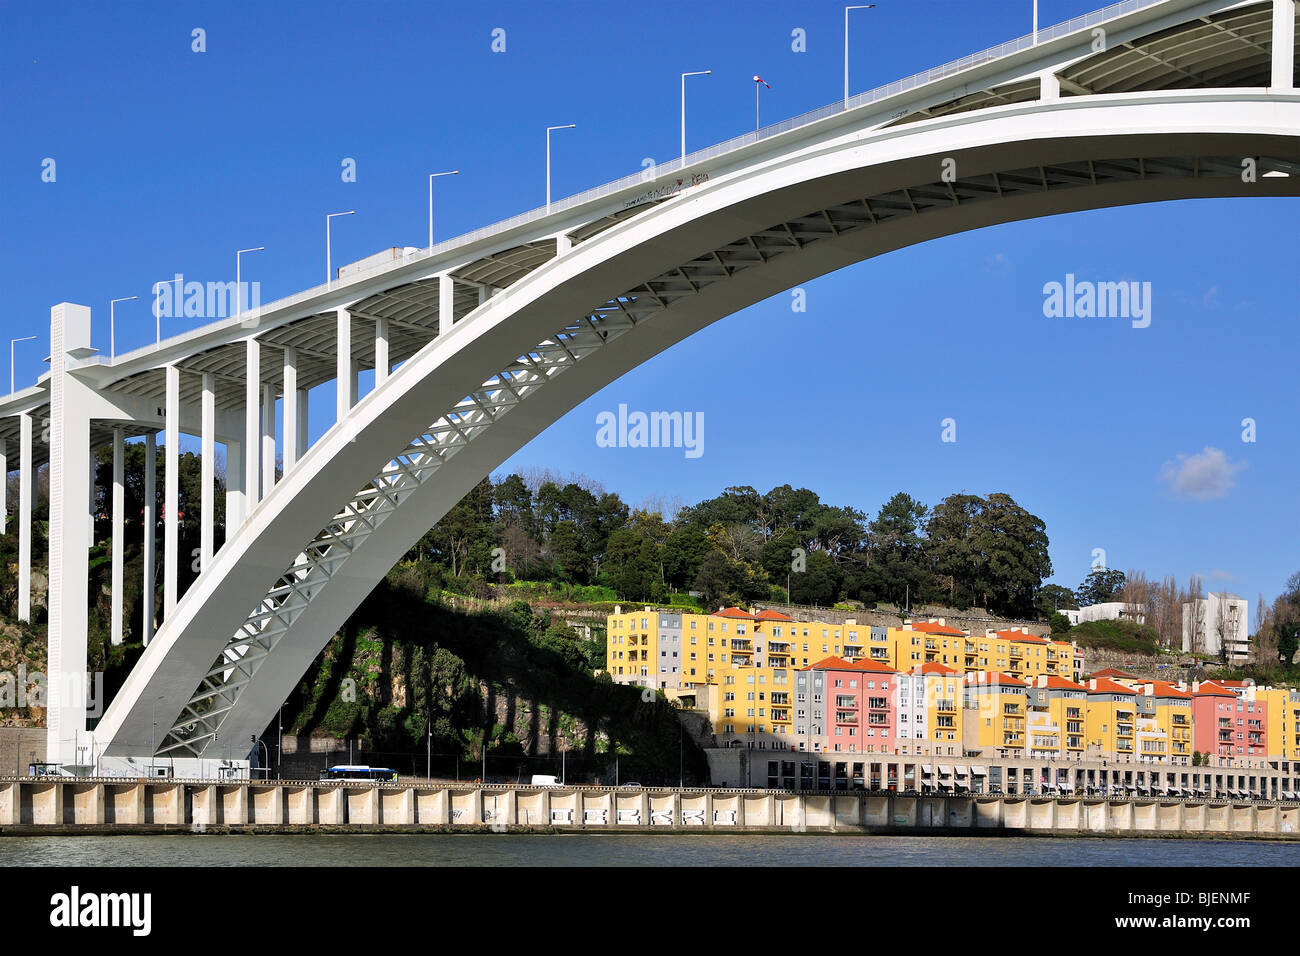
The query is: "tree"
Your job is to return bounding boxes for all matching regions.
[1049,612,1072,636]
[1076,568,1127,607]
[662,525,711,591]
[1035,584,1078,620]
[694,551,744,610]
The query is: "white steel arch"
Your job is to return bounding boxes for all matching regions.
[3,0,1295,767]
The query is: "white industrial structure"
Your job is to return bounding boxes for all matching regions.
[2,0,1297,774]
[1062,602,1148,626]
[1182,592,1251,662]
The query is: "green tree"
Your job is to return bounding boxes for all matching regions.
[1077,568,1127,607]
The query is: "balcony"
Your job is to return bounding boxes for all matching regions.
[836,713,858,725]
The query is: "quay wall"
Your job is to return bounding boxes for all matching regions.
[2,778,1300,839]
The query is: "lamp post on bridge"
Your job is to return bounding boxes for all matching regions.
[236,246,264,319]
[150,694,165,779]
[545,124,576,212]
[681,70,710,164]
[109,297,136,359]
[152,278,181,343]
[428,170,459,250]
[844,5,877,109]
[9,335,36,394]
[326,211,356,289]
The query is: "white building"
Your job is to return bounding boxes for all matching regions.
[1182,592,1250,663]
[1061,602,1146,627]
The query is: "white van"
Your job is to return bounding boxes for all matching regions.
[530,774,560,786]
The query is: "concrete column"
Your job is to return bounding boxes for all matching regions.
[1039,70,1060,102]
[295,389,308,460]
[282,349,298,471]
[477,285,488,307]
[110,428,124,645]
[225,438,243,536]
[1275,0,1296,90]
[336,307,354,421]
[200,372,214,572]
[245,338,261,505]
[163,364,179,617]
[142,433,156,644]
[261,382,275,495]
[0,437,6,534]
[555,233,573,256]
[439,275,455,334]
[18,413,32,622]
[47,303,93,766]
[374,317,389,386]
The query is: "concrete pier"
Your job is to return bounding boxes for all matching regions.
[3,777,1300,838]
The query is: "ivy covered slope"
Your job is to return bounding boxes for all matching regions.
[280,562,709,784]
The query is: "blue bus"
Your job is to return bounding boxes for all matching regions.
[319,765,398,782]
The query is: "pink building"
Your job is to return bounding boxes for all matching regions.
[799,656,899,754]
[1193,680,1269,759]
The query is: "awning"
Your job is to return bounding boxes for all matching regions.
[971,766,987,775]
[954,765,968,776]
[922,765,934,775]
[939,765,953,776]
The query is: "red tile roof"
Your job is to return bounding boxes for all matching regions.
[755,609,795,622]
[1040,676,1087,691]
[1090,667,1137,679]
[713,607,756,620]
[909,621,966,637]
[916,662,959,676]
[1194,681,1237,698]
[803,656,897,674]
[1139,680,1192,700]
[1089,678,1137,696]
[995,629,1048,644]
[965,671,1028,687]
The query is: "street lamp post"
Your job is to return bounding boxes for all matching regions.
[681,70,710,163]
[326,211,356,288]
[152,278,181,343]
[545,124,576,212]
[150,695,165,779]
[1033,0,1039,43]
[236,247,264,319]
[844,5,877,109]
[427,170,459,249]
[9,336,36,394]
[109,297,137,359]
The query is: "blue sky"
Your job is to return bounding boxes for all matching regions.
[1,1,1296,613]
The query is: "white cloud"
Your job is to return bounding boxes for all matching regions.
[1160,447,1246,501]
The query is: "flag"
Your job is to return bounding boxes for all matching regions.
[752,74,770,89]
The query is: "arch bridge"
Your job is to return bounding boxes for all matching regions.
[4,0,1297,770]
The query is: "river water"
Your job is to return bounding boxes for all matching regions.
[2,833,1298,866]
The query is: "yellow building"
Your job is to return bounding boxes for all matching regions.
[963,671,1028,756]
[1259,686,1300,760]
[910,663,964,755]
[1026,675,1088,759]
[877,621,1079,684]
[1133,681,1193,764]
[1085,678,1138,757]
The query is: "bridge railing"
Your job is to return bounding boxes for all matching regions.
[116,0,1169,361]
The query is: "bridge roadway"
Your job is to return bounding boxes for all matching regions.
[3,777,1299,838]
